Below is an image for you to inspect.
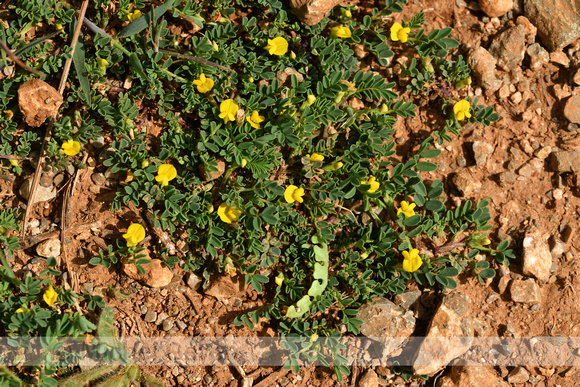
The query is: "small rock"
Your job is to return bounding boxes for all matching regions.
[527,43,550,70]
[18,79,63,127]
[349,97,365,110]
[468,47,502,91]
[413,293,473,375]
[510,91,522,104]
[200,159,226,181]
[205,275,246,301]
[99,146,115,165]
[510,278,541,303]
[550,236,566,259]
[550,150,580,173]
[289,0,342,26]
[123,251,174,288]
[156,312,168,326]
[456,154,467,168]
[489,25,526,69]
[357,297,416,356]
[574,69,580,85]
[522,228,552,281]
[524,0,580,51]
[276,67,304,86]
[534,146,552,159]
[507,366,530,384]
[452,170,482,196]
[552,188,563,200]
[144,311,157,323]
[353,44,369,59]
[90,136,106,149]
[498,276,511,294]
[564,95,580,124]
[162,318,174,331]
[186,272,203,291]
[36,239,61,258]
[176,320,187,330]
[358,369,379,387]
[498,171,517,187]
[472,141,493,166]
[479,0,513,17]
[19,177,57,203]
[393,290,422,310]
[92,172,106,186]
[550,51,570,67]
[440,366,509,387]
[498,84,511,99]
[516,16,537,42]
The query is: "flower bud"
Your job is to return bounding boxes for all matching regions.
[334,91,345,104]
[212,40,219,51]
[379,103,389,114]
[360,252,368,259]
[97,57,109,71]
[248,76,254,83]
[141,160,149,168]
[290,51,296,60]
[9,159,18,167]
[481,238,491,245]
[323,161,344,171]
[240,159,248,168]
[207,204,214,214]
[310,332,318,342]
[306,95,316,106]
[341,9,352,18]
[275,273,283,286]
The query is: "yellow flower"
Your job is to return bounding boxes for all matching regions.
[290,51,297,60]
[397,201,417,218]
[142,159,149,168]
[275,273,284,286]
[402,248,422,272]
[212,41,219,51]
[390,22,411,43]
[155,164,177,186]
[55,23,64,31]
[265,37,288,56]
[306,95,316,106]
[219,99,239,124]
[246,111,265,129]
[453,99,472,121]
[3,110,14,120]
[9,159,18,167]
[361,176,379,193]
[284,185,305,204]
[61,139,81,156]
[331,26,352,38]
[360,252,368,259]
[15,307,30,313]
[123,223,146,246]
[97,57,109,70]
[193,73,214,93]
[224,260,237,276]
[127,10,142,22]
[43,285,58,306]
[217,203,242,223]
[240,159,248,168]
[307,153,325,162]
[341,8,352,18]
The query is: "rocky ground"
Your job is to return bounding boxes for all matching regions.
[6,0,580,385]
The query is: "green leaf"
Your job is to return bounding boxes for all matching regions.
[420,149,441,158]
[415,162,438,172]
[261,206,278,225]
[439,267,459,277]
[479,268,496,278]
[403,214,421,227]
[118,0,178,38]
[72,37,91,107]
[426,200,444,212]
[496,240,509,252]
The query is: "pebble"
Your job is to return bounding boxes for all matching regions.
[472,141,493,166]
[456,154,467,167]
[140,305,148,315]
[468,47,501,91]
[29,257,41,265]
[144,311,157,323]
[479,0,513,17]
[573,69,580,85]
[92,172,106,186]
[507,367,530,384]
[563,95,580,124]
[36,239,61,258]
[522,227,552,281]
[534,146,552,159]
[498,171,516,187]
[510,278,541,303]
[176,320,187,330]
[527,43,550,70]
[90,136,106,149]
[452,170,482,196]
[162,318,175,331]
[186,272,202,291]
[358,369,379,387]
[550,51,570,67]
[498,276,511,294]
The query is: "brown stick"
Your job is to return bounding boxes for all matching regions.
[253,367,289,387]
[22,0,90,237]
[0,39,45,77]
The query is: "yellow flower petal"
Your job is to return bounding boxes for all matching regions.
[284,185,305,204]
[331,26,352,38]
[61,139,81,156]
[402,248,422,272]
[217,203,241,223]
[219,99,239,124]
[265,37,288,56]
[246,111,265,129]
[193,73,214,93]
[123,223,146,246]
[155,164,177,186]
[43,285,58,306]
[453,99,471,121]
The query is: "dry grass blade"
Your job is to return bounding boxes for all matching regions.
[160,48,236,73]
[21,0,90,236]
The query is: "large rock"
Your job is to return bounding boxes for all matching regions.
[358,369,379,387]
[413,293,473,375]
[489,25,527,69]
[123,251,174,288]
[467,47,501,91]
[438,365,509,387]
[289,0,343,26]
[357,297,416,356]
[479,0,513,17]
[522,227,552,281]
[18,79,63,127]
[205,275,246,301]
[524,0,580,51]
